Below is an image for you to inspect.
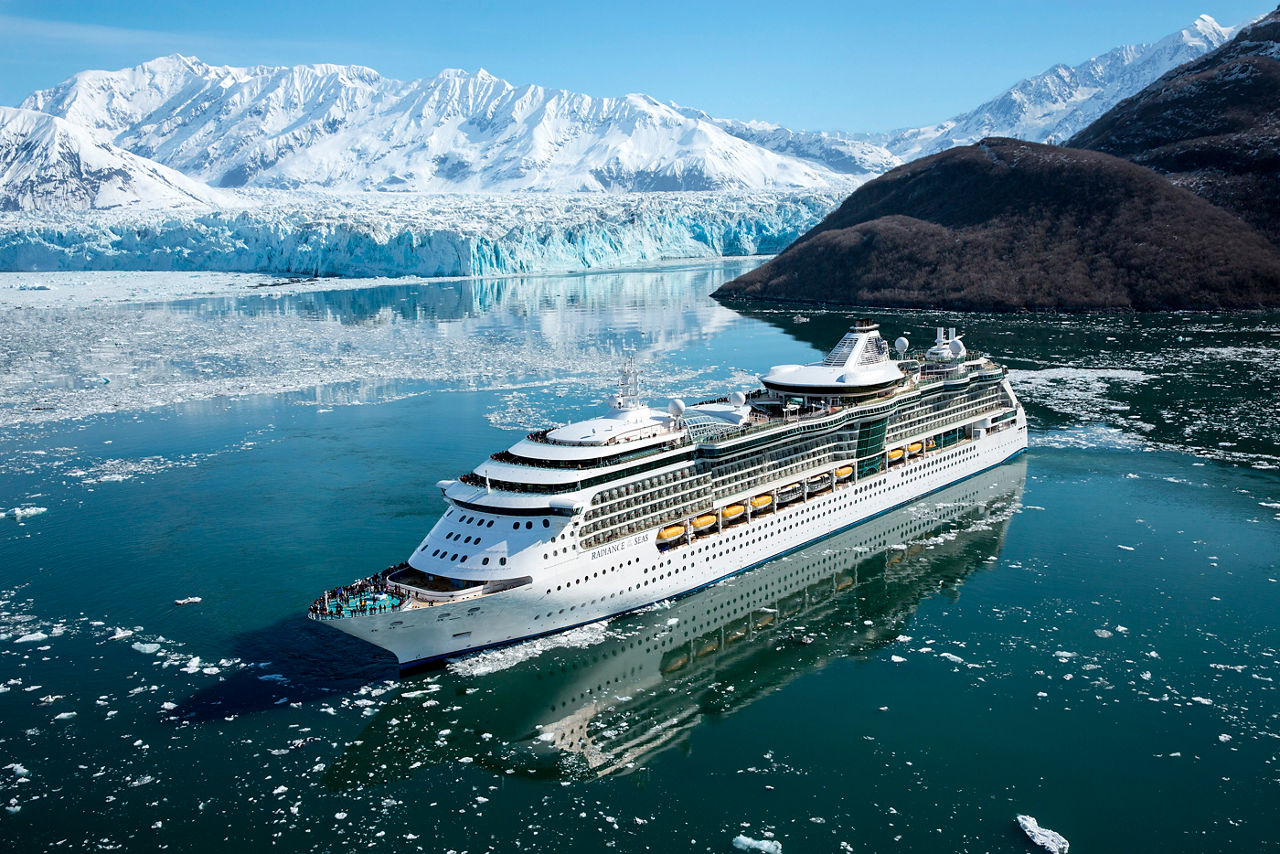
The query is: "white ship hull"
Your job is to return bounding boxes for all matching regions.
[326,408,1027,666]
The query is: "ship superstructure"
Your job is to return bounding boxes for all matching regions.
[310,320,1027,666]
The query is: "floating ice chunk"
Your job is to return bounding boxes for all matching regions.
[1117,545,1135,551]
[174,597,202,606]
[1017,815,1068,853]
[890,655,906,663]
[1218,734,1232,743]
[7,763,29,777]
[1114,626,1129,633]
[272,785,288,795]
[733,835,782,854]
[15,632,48,644]
[1190,697,1212,706]
[181,657,202,673]
[1094,629,1113,639]
[2,506,47,521]
[53,711,76,721]
[109,629,134,641]
[132,642,161,655]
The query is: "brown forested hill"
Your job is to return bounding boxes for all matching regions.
[714,137,1280,311]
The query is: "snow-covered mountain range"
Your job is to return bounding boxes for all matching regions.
[11,13,1232,205]
[18,57,867,194]
[870,14,1236,160]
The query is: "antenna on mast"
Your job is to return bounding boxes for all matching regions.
[611,349,643,411]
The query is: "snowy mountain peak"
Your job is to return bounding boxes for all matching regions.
[1187,14,1230,45]
[0,106,222,211]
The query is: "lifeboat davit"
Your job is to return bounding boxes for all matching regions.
[908,441,924,455]
[691,514,718,532]
[721,504,746,522]
[777,483,802,503]
[807,473,830,490]
[888,448,904,462]
[657,525,685,542]
[925,438,937,450]
[750,494,773,509]
[835,465,854,481]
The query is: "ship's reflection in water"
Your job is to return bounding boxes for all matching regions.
[325,458,1025,788]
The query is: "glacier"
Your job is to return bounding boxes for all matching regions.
[0,190,845,277]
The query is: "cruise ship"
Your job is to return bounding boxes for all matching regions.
[324,459,1026,786]
[309,320,1027,667]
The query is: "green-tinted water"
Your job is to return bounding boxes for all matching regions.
[1,262,1277,852]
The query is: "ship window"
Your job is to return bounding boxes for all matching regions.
[543,519,550,528]
[464,536,472,544]
[451,553,458,561]
[500,558,507,566]
[486,520,494,528]
[526,521,533,529]
[513,522,520,530]
[460,556,467,563]
[482,558,490,565]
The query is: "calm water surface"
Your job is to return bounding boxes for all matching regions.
[1,261,1277,852]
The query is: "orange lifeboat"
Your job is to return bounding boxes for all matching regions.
[657,525,685,542]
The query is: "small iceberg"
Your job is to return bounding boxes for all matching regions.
[733,836,782,854]
[1017,815,1068,853]
[174,597,202,606]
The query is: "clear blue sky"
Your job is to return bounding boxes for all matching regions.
[0,0,1273,132]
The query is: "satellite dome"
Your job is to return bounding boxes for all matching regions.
[894,336,909,354]
[668,398,686,417]
[949,340,966,358]
[728,391,747,407]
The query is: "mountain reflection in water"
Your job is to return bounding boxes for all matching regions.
[324,458,1025,788]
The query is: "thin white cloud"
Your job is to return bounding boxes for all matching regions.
[0,13,345,56]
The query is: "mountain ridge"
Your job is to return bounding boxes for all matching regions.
[19,55,868,194]
[0,105,222,211]
[866,14,1235,159]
